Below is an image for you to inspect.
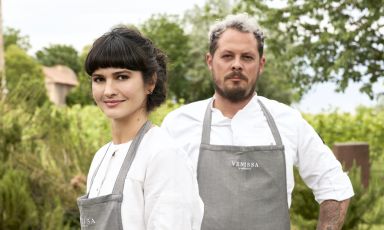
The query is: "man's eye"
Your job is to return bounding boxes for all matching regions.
[243,56,254,61]
[222,54,232,59]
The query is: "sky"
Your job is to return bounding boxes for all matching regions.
[3,0,383,113]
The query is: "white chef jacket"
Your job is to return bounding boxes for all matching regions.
[87,126,203,230]
[161,95,354,207]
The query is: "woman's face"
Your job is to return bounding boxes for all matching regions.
[91,67,153,121]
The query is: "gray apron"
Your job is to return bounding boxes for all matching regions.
[77,121,151,230]
[197,100,290,230]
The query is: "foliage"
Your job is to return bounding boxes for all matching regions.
[0,103,22,162]
[66,46,94,106]
[141,14,192,101]
[0,167,39,230]
[0,95,179,229]
[256,59,301,104]
[289,107,384,228]
[304,107,384,162]
[182,0,230,102]
[4,45,49,112]
[2,86,384,229]
[343,166,384,229]
[149,99,184,125]
[35,44,82,74]
[291,165,384,229]
[66,71,93,106]
[1,3,383,229]
[181,0,300,103]
[233,1,302,103]
[3,27,31,51]
[0,100,109,229]
[237,0,384,98]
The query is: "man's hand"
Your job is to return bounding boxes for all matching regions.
[317,199,350,230]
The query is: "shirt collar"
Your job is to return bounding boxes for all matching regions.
[210,93,259,121]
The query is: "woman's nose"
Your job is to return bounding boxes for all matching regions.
[104,79,117,97]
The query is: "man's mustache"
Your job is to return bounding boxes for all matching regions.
[224,71,247,81]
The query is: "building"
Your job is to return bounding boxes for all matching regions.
[42,65,79,106]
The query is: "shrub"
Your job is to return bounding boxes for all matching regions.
[291,164,384,229]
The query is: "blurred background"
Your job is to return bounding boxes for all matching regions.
[1,0,383,229]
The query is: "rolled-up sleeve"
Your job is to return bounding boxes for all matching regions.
[296,118,354,204]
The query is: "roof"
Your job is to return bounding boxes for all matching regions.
[42,65,79,86]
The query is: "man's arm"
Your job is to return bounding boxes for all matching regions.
[317,199,350,230]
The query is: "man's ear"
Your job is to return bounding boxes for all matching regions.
[259,55,266,74]
[206,52,213,70]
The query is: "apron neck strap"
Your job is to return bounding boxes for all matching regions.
[257,99,283,146]
[201,98,283,146]
[112,120,152,194]
[201,99,214,145]
[88,143,112,192]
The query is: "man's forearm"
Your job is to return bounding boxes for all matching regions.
[316,199,350,230]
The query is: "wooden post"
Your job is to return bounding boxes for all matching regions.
[333,142,370,188]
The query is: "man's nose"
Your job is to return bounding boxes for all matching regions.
[231,57,243,71]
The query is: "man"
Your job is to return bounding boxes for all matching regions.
[161,13,354,230]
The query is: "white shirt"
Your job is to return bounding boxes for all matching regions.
[161,95,354,207]
[86,126,203,230]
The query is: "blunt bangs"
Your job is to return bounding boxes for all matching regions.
[85,34,147,76]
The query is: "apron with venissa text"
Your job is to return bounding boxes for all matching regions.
[77,121,151,230]
[197,100,290,230]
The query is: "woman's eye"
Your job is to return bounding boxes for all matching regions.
[117,75,129,80]
[92,76,104,82]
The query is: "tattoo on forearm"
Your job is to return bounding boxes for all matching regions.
[317,199,350,230]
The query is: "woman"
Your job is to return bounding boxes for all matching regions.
[77,27,203,230]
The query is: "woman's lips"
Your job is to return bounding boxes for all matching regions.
[104,99,125,107]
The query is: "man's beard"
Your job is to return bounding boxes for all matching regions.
[213,70,257,103]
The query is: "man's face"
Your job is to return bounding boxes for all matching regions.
[206,28,265,102]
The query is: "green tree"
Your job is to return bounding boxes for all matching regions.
[182,0,231,101]
[290,165,384,229]
[237,0,384,98]
[66,45,94,106]
[140,14,191,101]
[5,45,48,111]
[0,168,39,230]
[183,0,299,103]
[35,44,82,74]
[3,27,31,51]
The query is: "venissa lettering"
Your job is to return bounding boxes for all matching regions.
[231,160,259,170]
[80,216,96,227]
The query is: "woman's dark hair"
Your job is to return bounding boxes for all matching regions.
[85,26,167,112]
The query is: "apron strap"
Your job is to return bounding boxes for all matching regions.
[88,142,112,193]
[257,99,283,146]
[201,97,283,146]
[112,120,152,194]
[201,99,214,145]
